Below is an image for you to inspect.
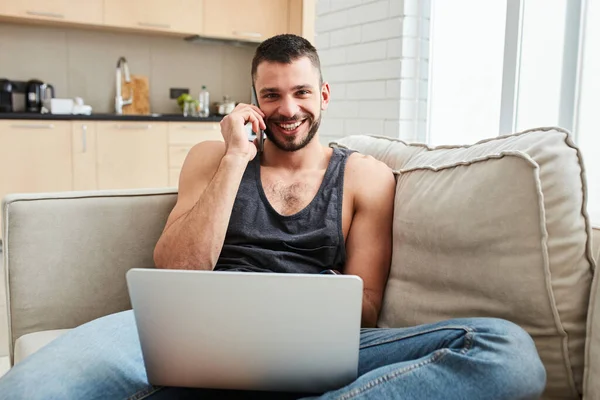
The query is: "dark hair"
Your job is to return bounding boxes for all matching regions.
[251,34,323,85]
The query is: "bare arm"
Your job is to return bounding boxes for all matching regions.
[153,144,249,269]
[344,156,395,328]
[153,104,266,270]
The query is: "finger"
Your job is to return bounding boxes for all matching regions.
[245,108,266,131]
[247,104,265,118]
[245,112,260,135]
[233,102,264,117]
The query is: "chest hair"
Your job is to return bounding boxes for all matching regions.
[263,178,320,216]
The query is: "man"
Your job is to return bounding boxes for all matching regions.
[0,34,545,399]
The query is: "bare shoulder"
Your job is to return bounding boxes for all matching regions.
[182,140,226,176]
[345,152,396,202]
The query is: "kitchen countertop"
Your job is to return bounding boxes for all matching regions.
[0,113,224,122]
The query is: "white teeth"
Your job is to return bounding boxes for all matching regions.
[278,121,303,131]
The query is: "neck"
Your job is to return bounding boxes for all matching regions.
[261,134,328,171]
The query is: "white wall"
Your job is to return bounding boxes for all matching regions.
[315,0,430,145]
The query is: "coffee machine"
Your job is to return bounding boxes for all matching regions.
[26,79,54,113]
[0,78,13,113]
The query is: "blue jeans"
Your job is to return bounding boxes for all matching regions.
[0,310,546,399]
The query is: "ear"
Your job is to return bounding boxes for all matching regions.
[320,82,331,111]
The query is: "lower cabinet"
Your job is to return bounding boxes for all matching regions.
[95,122,169,190]
[0,120,73,204]
[0,119,222,200]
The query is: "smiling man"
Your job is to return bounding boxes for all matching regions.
[0,34,546,399]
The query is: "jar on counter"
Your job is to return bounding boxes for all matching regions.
[217,95,236,115]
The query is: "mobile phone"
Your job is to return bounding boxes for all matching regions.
[251,85,265,153]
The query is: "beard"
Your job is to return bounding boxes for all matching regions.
[264,111,321,152]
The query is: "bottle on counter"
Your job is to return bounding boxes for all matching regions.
[198,85,210,117]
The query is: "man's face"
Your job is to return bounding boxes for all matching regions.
[254,57,330,152]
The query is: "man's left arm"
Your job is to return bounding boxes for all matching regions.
[344,157,396,328]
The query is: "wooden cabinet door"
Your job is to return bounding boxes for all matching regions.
[0,0,103,25]
[203,0,289,42]
[168,122,222,187]
[104,0,202,35]
[0,120,73,202]
[72,121,98,191]
[96,122,169,190]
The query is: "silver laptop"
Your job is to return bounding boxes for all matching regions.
[126,268,363,393]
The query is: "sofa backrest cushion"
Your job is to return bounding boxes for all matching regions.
[2,188,177,363]
[333,128,596,399]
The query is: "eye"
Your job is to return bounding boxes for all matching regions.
[296,90,310,96]
[263,93,279,99]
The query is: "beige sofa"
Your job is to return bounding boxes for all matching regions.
[2,127,599,399]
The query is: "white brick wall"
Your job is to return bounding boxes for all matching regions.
[315,0,431,144]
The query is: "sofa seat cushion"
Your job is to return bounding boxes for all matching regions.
[14,329,71,364]
[333,128,596,399]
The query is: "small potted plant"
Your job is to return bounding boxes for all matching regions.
[177,93,200,117]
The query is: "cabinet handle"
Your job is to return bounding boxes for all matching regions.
[114,124,152,130]
[138,22,171,29]
[232,30,262,38]
[10,124,55,129]
[26,10,65,19]
[82,125,87,153]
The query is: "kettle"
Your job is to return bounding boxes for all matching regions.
[26,79,55,113]
[0,78,13,113]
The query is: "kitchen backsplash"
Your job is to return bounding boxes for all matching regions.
[0,22,257,114]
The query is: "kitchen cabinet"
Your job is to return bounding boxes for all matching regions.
[0,0,314,43]
[0,120,73,221]
[103,0,203,35]
[72,121,98,191]
[96,122,169,190]
[168,122,222,187]
[203,0,290,42]
[0,120,222,205]
[0,0,103,25]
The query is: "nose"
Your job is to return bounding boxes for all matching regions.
[277,96,301,119]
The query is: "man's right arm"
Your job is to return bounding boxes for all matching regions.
[153,104,266,270]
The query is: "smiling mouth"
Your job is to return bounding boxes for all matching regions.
[275,120,306,132]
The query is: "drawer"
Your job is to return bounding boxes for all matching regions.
[168,122,222,145]
[169,145,192,168]
[169,168,180,187]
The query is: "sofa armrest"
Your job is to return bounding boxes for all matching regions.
[1,188,177,365]
[585,226,600,399]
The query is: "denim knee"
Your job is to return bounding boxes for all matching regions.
[481,318,547,399]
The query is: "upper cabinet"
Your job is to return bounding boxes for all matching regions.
[0,0,313,43]
[0,0,104,25]
[203,0,290,42]
[103,0,203,35]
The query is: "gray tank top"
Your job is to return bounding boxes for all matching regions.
[215,147,355,274]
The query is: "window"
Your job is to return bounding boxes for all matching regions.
[427,0,507,146]
[515,0,567,131]
[427,0,599,224]
[577,0,600,223]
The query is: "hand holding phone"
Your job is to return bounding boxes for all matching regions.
[251,85,265,153]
